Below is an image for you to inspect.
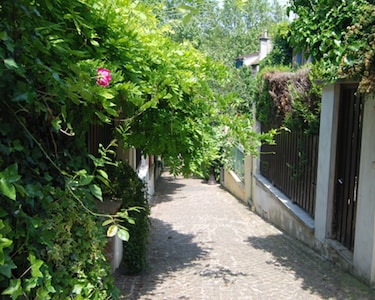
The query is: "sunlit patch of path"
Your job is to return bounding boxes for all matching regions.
[116,171,374,300]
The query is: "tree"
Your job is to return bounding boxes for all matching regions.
[142,0,285,165]
[148,0,286,65]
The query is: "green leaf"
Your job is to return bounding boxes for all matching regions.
[100,90,115,99]
[80,89,92,102]
[106,225,118,237]
[9,140,23,152]
[117,228,130,241]
[95,111,111,124]
[127,218,136,225]
[0,178,16,200]
[182,13,193,24]
[0,237,13,264]
[28,253,43,278]
[51,117,62,131]
[72,283,84,294]
[36,287,51,299]
[90,39,100,47]
[104,107,118,116]
[2,279,23,299]
[0,238,12,250]
[0,31,8,41]
[24,276,38,293]
[78,174,94,186]
[102,219,114,226]
[2,164,21,183]
[0,259,17,278]
[97,169,108,180]
[89,184,102,200]
[3,58,18,69]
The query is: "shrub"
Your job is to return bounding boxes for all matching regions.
[104,161,150,275]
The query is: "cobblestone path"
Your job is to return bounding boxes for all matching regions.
[115,172,375,299]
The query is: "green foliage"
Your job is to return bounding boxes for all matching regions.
[1,0,227,296]
[288,0,375,93]
[104,161,150,275]
[253,65,293,127]
[148,0,286,66]
[284,68,322,135]
[137,0,288,176]
[254,65,322,135]
[0,0,119,296]
[0,0,287,296]
[260,22,293,67]
[338,4,375,93]
[0,187,117,299]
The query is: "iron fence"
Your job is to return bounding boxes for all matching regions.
[260,130,319,217]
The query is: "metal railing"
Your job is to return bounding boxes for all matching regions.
[260,130,319,217]
[231,144,245,182]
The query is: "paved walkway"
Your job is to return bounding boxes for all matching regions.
[115,172,375,299]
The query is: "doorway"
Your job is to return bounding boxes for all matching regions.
[333,84,363,251]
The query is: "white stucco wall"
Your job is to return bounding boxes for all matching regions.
[253,174,315,247]
[223,155,252,205]
[314,84,340,241]
[353,94,375,285]
[137,155,161,200]
[316,85,375,286]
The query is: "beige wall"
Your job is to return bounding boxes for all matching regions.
[222,155,252,206]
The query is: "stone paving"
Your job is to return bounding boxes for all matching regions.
[115,171,375,299]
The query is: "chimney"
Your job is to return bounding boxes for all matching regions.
[259,31,272,61]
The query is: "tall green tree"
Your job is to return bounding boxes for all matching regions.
[147,0,286,65]
[145,0,287,137]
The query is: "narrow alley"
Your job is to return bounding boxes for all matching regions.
[116,171,374,299]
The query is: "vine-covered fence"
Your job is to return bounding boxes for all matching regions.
[260,129,319,217]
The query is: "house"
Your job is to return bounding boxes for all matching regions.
[235,33,272,74]
[224,39,375,287]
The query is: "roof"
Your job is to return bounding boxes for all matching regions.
[237,52,260,67]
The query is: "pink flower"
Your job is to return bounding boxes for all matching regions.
[96,68,112,87]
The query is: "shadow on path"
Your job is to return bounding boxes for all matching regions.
[151,174,186,204]
[246,234,375,299]
[117,217,209,299]
[116,172,375,299]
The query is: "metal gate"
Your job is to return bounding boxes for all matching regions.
[333,84,363,251]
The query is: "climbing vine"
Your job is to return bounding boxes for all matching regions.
[288,0,375,93]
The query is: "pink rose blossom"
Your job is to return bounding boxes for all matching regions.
[96,68,112,87]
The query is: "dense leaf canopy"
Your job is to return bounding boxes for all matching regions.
[288,0,375,92]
